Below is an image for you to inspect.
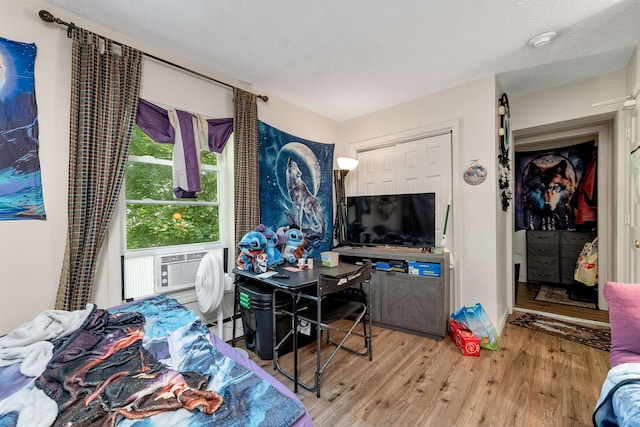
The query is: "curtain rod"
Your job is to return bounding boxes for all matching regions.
[38,10,269,103]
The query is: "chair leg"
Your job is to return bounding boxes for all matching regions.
[367,310,373,361]
[362,317,368,348]
[316,371,321,398]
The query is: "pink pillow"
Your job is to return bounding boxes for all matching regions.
[604,281,640,367]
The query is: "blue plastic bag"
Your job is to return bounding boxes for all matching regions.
[451,303,499,350]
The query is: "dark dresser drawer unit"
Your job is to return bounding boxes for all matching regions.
[527,230,596,285]
[527,231,560,284]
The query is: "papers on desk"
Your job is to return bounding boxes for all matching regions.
[255,266,301,279]
[256,271,278,279]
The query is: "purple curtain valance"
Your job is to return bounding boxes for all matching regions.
[136,98,233,153]
[207,118,235,153]
[136,98,175,143]
[136,98,233,198]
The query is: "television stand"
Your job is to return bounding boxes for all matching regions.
[333,246,450,339]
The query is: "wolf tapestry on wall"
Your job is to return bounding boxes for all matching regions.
[259,121,334,258]
[515,140,597,232]
[0,36,45,220]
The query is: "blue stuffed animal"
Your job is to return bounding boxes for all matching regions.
[281,225,308,264]
[264,227,285,267]
[254,224,285,267]
[236,230,267,271]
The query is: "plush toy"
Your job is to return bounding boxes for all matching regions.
[260,226,285,267]
[236,230,267,271]
[281,225,308,264]
[293,239,308,261]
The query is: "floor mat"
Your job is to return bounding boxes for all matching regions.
[534,285,597,309]
[510,312,610,351]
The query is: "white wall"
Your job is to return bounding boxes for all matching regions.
[259,96,339,150]
[510,70,626,132]
[625,42,639,98]
[1,1,72,335]
[0,0,338,335]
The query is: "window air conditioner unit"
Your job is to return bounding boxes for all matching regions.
[155,250,209,293]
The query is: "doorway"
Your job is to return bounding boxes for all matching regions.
[513,122,612,324]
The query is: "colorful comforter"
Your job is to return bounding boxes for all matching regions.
[0,295,306,427]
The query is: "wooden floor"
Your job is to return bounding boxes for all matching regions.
[238,308,611,426]
[514,281,609,324]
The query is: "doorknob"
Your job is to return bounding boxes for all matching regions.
[635,240,640,249]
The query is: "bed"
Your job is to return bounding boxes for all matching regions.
[0,294,312,427]
[593,282,640,426]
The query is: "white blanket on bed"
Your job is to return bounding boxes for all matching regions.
[0,382,57,427]
[0,304,93,377]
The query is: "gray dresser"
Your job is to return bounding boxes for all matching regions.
[526,230,596,285]
[333,246,450,340]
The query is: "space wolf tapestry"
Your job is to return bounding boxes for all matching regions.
[515,140,596,231]
[258,121,334,258]
[0,36,45,220]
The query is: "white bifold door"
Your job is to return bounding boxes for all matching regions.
[355,132,453,249]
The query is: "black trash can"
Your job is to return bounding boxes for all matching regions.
[237,280,315,360]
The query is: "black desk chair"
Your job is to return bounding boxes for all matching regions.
[277,261,373,397]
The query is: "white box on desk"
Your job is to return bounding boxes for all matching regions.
[321,251,339,267]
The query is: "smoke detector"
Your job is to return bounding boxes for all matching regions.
[528,31,557,49]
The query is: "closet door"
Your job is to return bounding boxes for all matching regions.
[355,132,452,246]
[357,145,397,195]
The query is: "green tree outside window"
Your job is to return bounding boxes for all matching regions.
[125,125,221,250]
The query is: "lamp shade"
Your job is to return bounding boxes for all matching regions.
[337,157,359,171]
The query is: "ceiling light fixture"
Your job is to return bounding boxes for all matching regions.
[528,31,557,49]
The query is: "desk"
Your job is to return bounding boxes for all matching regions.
[233,260,362,291]
[233,260,363,392]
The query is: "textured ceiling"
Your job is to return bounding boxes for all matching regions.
[41,0,640,121]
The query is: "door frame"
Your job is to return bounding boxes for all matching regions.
[514,123,612,311]
[620,101,639,284]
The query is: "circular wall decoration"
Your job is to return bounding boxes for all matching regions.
[463,159,487,185]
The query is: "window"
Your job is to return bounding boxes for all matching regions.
[125,125,222,249]
[122,124,227,299]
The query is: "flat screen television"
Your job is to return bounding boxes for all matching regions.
[345,193,436,248]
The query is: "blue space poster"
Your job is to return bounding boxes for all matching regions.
[258,121,334,258]
[0,36,45,220]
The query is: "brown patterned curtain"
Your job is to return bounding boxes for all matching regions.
[56,29,142,310]
[233,88,260,250]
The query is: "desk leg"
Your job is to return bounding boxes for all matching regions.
[232,279,238,347]
[272,292,277,372]
[292,294,298,393]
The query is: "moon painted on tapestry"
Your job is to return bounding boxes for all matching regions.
[258,121,334,258]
